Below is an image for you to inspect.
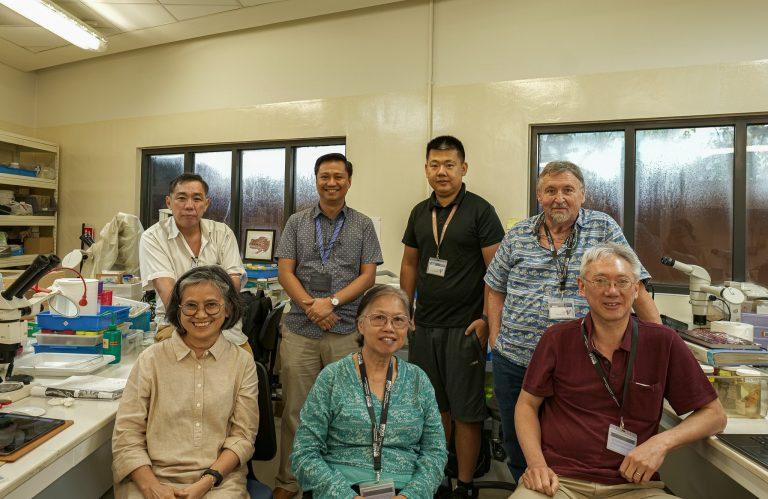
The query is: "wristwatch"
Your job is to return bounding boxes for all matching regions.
[201,468,223,488]
[330,296,340,307]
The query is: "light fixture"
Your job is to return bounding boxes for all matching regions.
[0,0,107,51]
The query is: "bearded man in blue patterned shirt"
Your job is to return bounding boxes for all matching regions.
[484,161,662,482]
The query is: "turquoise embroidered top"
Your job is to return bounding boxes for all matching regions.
[291,354,447,499]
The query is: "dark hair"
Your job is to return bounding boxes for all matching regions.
[426,135,465,163]
[355,285,412,346]
[314,153,353,178]
[169,173,209,196]
[166,265,244,334]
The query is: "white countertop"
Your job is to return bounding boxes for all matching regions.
[0,353,138,498]
[660,404,768,497]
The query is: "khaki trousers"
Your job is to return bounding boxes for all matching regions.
[274,323,359,492]
[510,477,676,499]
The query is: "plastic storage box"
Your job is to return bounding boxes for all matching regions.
[713,369,768,418]
[36,305,131,331]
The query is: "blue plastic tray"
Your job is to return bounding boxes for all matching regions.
[36,305,131,331]
[246,268,278,279]
[0,165,36,177]
[34,344,103,355]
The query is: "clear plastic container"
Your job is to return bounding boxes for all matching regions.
[121,330,141,356]
[35,333,102,346]
[713,372,768,418]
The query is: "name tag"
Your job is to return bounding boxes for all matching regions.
[308,271,332,293]
[426,257,448,277]
[607,424,637,456]
[547,296,575,320]
[359,480,396,498]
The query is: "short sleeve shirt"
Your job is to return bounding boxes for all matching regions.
[484,209,651,366]
[275,204,383,338]
[139,217,247,335]
[402,184,504,327]
[522,314,717,485]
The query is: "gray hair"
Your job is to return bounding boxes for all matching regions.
[537,161,585,190]
[579,243,642,281]
[167,265,244,332]
[355,285,412,347]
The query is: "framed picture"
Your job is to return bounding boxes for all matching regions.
[244,229,276,262]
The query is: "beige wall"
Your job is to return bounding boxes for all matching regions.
[0,62,36,132]
[31,0,768,282]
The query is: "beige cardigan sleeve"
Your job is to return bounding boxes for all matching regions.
[112,354,153,484]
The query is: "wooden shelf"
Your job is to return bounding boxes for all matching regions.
[0,254,38,269]
[0,215,56,227]
[0,173,57,189]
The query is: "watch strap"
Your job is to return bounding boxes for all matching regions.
[201,468,223,487]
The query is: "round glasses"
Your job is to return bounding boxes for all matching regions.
[362,313,410,330]
[585,277,635,290]
[180,301,223,317]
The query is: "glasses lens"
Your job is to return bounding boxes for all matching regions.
[204,302,222,315]
[181,303,197,316]
[368,314,387,327]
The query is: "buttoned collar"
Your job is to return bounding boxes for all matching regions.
[429,183,467,209]
[170,329,227,361]
[583,312,633,354]
[312,203,349,221]
[166,217,210,255]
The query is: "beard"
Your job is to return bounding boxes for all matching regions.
[549,210,570,225]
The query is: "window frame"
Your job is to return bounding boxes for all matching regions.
[529,114,768,294]
[140,137,346,248]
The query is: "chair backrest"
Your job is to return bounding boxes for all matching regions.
[250,360,277,464]
[241,290,273,361]
[257,301,286,379]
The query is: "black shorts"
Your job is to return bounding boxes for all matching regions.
[407,325,487,422]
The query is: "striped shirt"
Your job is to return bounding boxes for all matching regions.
[484,209,651,366]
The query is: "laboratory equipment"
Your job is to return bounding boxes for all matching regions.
[660,256,746,326]
[717,434,768,470]
[1,254,62,390]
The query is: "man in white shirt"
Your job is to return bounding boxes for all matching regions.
[139,173,249,348]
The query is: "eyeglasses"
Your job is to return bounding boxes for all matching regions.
[362,313,410,330]
[180,301,223,317]
[585,277,636,290]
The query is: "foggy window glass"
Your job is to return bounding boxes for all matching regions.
[241,149,286,250]
[294,144,346,213]
[635,127,734,285]
[538,132,625,226]
[747,125,768,284]
[194,151,232,224]
[148,154,184,226]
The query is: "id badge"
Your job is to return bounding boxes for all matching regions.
[308,271,332,293]
[547,296,575,320]
[426,257,448,277]
[607,424,638,456]
[358,480,396,498]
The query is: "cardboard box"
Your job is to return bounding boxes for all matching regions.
[23,236,54,254]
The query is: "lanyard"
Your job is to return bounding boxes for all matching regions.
[315,212,345,265]
[542,222,578,292]
[580,318,638,429]
[431,204,458,258]
[357,351,395,482]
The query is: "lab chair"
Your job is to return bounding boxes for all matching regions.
[247,360,277,499]
[256,301,286,400]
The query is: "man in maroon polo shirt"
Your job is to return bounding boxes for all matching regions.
[512,242,726,498]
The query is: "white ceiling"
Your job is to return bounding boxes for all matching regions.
[0,0,406,71]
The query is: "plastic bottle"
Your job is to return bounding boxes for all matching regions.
[103,322,122,364]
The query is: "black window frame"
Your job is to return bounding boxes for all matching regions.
[529,114,768,294]
[140,137,346,247]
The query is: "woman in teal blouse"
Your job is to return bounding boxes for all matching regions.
[291,285,447,499]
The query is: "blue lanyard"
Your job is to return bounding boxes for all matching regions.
[316,212,345,265]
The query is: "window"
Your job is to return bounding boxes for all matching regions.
[531,116,764,291]
[141,139,345,254]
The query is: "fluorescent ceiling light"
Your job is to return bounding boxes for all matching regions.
[0,0,107,51]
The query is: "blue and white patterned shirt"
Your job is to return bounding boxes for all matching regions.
[484,209,651,367]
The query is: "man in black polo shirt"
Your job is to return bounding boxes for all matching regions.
[401,135,505,498]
